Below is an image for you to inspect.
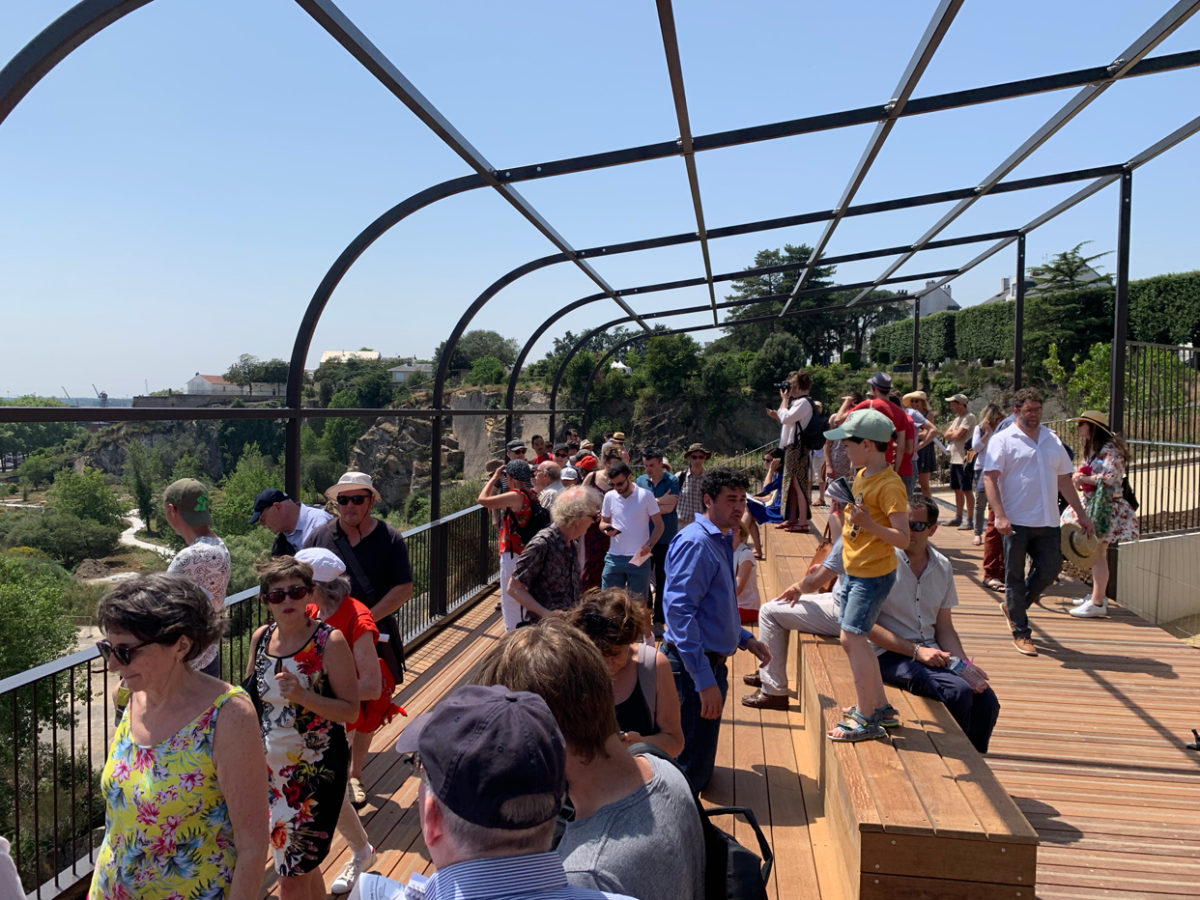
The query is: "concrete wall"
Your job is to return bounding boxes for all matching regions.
[1116,533,1200,629]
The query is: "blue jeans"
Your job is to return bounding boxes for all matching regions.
[1002,525,1062,639]
[664,643,727,794]
[601,554,651,600]
[877,652,1001,753]
[839,570,897,635]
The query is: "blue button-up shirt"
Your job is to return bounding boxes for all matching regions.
[408,851,635,900]
[663,515,752,691]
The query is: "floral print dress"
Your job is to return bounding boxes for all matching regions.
[90,688,244,900]
[1061,441,1139,544]
[253,621,349,876]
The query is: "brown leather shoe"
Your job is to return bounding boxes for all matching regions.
[741,690,789,711]
[1012,636,1038,657]
[742,673,762,687]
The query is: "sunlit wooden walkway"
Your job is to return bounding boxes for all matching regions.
[260,513,1200,900]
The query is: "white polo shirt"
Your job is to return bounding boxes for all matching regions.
[982,424,1073,528]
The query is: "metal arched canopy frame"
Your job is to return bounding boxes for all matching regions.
[3,0,1200,510]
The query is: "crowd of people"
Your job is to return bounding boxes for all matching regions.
[88,380,1137,898]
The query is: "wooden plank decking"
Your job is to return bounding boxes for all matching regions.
[261,509,1200,899]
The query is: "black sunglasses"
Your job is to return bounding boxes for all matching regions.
[908,520,930,532]
[96,638,154,667]
[337,494,370,506]
[262,584,312,604]
[847,436,865,444]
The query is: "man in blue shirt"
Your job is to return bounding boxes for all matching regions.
[635,447,680,634]
[663,468,771,793]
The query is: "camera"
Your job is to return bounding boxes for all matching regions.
[774,381,791,391]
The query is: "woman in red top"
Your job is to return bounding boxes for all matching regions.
[297,547,403,895]
[478,458,538,632]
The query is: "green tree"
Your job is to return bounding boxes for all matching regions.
[257,358,290,385]
[215,402,285,471]
[322,390,370,465]
[1031,242,1113,290]
[747,332,806,394]
[224,353,261,395]
[826,288,908,358]
[434,329,519,373]
[639,334,700,398]
[722,245,836,360]
[48,467,124,526]
[16,450,65,491]
[0,554,76,677]
[0,396,83,457]
[467,355,507,385]
[3,512,121,569]
[213,443,277,537]
[124,442,157,527]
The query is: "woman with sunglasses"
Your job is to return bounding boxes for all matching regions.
[247,557,359,899]
[90,574,268,900]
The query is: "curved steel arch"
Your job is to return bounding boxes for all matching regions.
[578,290,925,436]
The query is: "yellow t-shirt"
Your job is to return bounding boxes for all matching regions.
[841,466,908,577]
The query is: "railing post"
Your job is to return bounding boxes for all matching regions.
[1110,170,1132,433]
[478,506,492,587]
[430,520,448,617]
[911,296,921,390]
[1013,234,1026,391]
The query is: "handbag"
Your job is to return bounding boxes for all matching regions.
[805,521,837,593]
[333,531,406,684]
[631,744,773,900]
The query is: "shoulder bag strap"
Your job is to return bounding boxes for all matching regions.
[331,528,377,606]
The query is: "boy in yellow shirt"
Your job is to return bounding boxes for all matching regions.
[822,409,910,741]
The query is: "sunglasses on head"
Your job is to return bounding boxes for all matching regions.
[262,584,312,604]
[337,494,370,506]
[908,520,930,532]
[96,638,155,667]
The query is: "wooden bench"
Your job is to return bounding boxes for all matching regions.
[763,525,1039,900]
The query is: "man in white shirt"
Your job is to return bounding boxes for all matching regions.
[600,461,663,603]
[983,388,1092,657]
[250,488,333,556]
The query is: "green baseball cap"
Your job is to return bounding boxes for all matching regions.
[163,478,213,527]
[823,408,896,444]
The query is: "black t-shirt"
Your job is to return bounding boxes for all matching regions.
[304,518,413,602]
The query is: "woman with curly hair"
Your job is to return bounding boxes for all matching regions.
[247,556,359,899]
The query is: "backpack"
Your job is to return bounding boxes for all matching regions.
[632,744,773,900]
[506,489,551,545]
[798,397,829,452]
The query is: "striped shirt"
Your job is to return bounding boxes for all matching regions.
[413,851,636,900]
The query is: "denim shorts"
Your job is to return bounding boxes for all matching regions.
[839,570,898,635]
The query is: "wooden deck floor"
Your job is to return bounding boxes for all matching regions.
[270,514,1200,900]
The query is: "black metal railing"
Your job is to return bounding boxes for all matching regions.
[1047,418,1200,539]
[0,504,497,898]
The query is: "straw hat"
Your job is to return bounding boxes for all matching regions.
[902,391,928,408]
[1068,410,1111,433]
[324,471,382,502]
[1061,522,1100,567]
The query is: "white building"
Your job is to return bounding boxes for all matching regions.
[186,374,284,396]
[320,349,381,364]
[389,361,434,383]
[916,281,960,317]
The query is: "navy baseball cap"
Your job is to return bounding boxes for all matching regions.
[248,488,289,524]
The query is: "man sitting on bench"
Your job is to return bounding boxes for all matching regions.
[743,494,1001,753]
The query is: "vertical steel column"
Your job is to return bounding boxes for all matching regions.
[285,417,301,498]
[430,414,442,519]
[911,297,921,390]
[1110,170,1133,432]
[1013,235,1026,390]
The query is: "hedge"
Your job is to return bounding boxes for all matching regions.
[1128,270,1200,346]
[870,310,956,364]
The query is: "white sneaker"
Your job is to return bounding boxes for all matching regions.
[1070,595,1093,606]
[1070,600,1108,618]
[331,846,377,894]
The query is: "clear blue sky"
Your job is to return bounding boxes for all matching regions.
[2,1,1198,399]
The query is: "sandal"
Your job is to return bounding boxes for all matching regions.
[844,704,900,729]
[828,710,886,743]
[784,524,811,533]
[984,577,1005,591]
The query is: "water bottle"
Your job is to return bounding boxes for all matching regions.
[948,655,988,691]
